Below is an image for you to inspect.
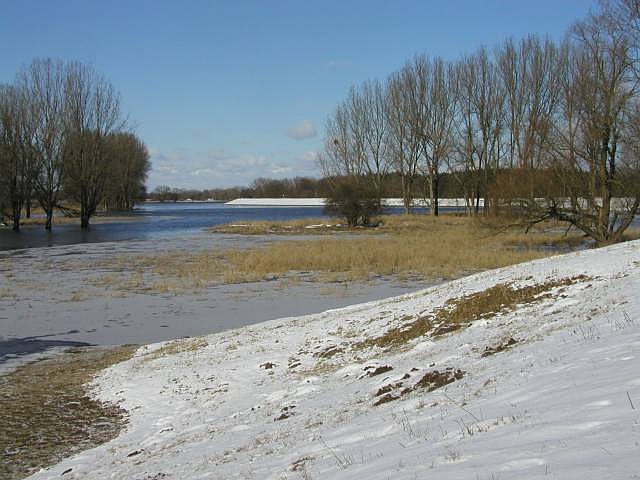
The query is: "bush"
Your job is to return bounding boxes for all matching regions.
[324,180,382,227]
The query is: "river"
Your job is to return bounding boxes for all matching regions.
[0,202,331,251]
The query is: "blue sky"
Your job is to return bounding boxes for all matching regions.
[0,1,596,189]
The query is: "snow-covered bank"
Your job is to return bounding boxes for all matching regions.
[29,241,640,479]
[225,197,476,207]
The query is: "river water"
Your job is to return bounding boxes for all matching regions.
[2,201,637,252]
[0,202,331,251]
[2,201,636,366]
[0,202,435,368]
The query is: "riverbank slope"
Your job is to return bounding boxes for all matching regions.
[28,240,640,479]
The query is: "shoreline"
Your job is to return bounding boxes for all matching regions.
[19,239,640,479]
[0,232,432,366]
[3,220,639,478]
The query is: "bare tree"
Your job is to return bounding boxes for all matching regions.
[62,62,123,228]
[451,47,505,214]
[335,81,390,201]
[103,131,150,211]
[406,55,457,215]
[16,59,67,230]
[358,80,390,200]
[599,0,640,76]
[319,103,356,179]
[491,36,565,211]
[386,69,420,213]
[527,12,639,245]
[497,36,562,172]
[0,84,36,231]
[319,90,384,226]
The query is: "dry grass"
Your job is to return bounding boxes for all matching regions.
[0,345,137,480]
[212,216,586,283]
[91,214,617,293]
[142,337,208,361]
[210,218,346,235]
[0,287,16,299]
[358,275,589,351]
[19,214,136,227]
[19,216,79,226]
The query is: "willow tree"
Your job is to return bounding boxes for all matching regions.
[404,55,457,215]
[103,132,150,211]
[62,62,123,228]
[386,69,421,213]
[319,86,386,226]
[17,59,67,230]
[530,9,640,245]
[451,47,505,214]
[0,84,36,231]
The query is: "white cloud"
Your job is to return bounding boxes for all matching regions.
[147,147,321,190]
[286,120,317,140]
[296,150,319,164]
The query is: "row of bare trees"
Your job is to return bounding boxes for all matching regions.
[0,59,150,231]
[321,0,640,245]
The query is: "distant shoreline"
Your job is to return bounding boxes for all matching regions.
[142,197,477,207]
[224,197,476,207]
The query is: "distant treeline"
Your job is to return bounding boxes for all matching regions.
[147,168,602,203]
[0,59,149,230]
[148,176,332,202]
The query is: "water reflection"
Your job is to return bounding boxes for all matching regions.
[0,203,330,251]
[2,202,635,251]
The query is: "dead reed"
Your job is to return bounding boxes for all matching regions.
[93,215,623,292]
[0,345,137,480]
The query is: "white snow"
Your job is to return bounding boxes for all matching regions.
[225,198,476,207]
[28,241,640,479]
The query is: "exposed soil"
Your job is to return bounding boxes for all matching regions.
[314,345,344,359]
[372,367,465,406]
[364,365,393,377]
[414,368,465,392]
[481,337,519,357]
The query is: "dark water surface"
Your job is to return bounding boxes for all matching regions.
[3,202,637,252]
[0,202,446,251]
[0,203,331,251]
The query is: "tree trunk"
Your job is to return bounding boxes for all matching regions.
[80,204,90,229]
[401,175,411,214]
[45,209,53,230]
[11,203,21,232]
[433,175,439,216]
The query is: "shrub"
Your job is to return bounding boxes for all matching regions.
[324,180,382,227]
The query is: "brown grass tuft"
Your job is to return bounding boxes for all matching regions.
[142,337,208,361]
[358,275,589,350]
[414,368,465,392]
[90,214,606,294]
[209,218,345,235]
[0,345,137,480]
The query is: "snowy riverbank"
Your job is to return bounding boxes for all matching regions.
[28,240,640,479]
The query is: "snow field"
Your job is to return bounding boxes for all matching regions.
[29,241,640,479]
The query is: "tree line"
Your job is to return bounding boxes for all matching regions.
[0,59,150,231]
[149,176,333,202]
[148,171,538,203]
[320,0,640,245]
